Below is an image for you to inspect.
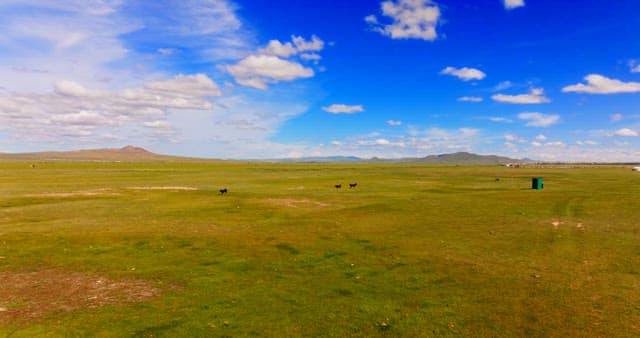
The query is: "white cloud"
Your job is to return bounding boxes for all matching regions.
[518,112,560,127]
[157,48,179,56]
[488,117,512,123]
[145,74,221,97]
[562,74,640,94]
[259,36,324,58]
[493,81,513,91]
[387,119,402,126]
[0,74,219,143]
[503,0,525,10]
[535,134,547,141]
[492,88,550,104]
[322,104,364,114]
[300,53,322,62]
[223,55,314,90]
[366,0,441,41]
[632,65,640,73]
[259,40,298,58]
[504,134,526,143]
[458,96,483,102]
[441,67,486,81]
[292,35,324,53]
[614,128,639,137]
[224,35,324,89]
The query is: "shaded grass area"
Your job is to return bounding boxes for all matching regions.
[1,162,639,336]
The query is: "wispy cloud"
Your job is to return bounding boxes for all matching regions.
[328,127,481,158]
[504,134,527,143]
[387,119,402,126]
[503,0,525,10]
[0,74,220,142]
[614,128,639,137]
[518,112,560,127]
[493,81,513,91]
[458,96,483,102]
[365,0,441,41]
[610,113,623,122]
[562,74,640,94]
[323,104,364,114]
[488,117,513,123]
[441,67,486,81]
[492,88,550,104]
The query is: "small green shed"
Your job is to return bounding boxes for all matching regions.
[532,177,543,190]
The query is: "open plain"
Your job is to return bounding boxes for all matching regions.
[1,161,639,336]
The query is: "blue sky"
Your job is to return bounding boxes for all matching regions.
[1,0,639,161]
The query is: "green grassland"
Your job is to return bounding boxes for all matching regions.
[1,161,639,336]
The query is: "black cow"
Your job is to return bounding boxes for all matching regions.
[334,184,342,189]
[219,188,228,195]
[349,183,357,188]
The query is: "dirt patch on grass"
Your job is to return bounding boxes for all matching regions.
[125,186,197,191]
[26,189,119,198]
[0,269,160,324]
[265,198,329,208]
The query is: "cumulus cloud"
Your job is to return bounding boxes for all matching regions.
[322,104,364,114]
[614,128,639,137]
[503,0,525,10]
[458,96,483,102]
[441,67,486,81]
[387,119,402,126]
[223,55,314,90]
[0,74,220,142]
[632,65,640,73]
[518,112,560,127]
[224,35,323,89]
[535,134,547,141]
[259,35,324,58]
[562,74,640,94]
[366,0,441,41]
[492,88,550,104]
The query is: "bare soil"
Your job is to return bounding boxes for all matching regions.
[0,269,160,324]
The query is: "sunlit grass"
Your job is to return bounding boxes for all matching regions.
[1,161,639,336]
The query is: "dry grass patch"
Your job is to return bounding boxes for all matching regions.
[264,198,329,208]
[0,269,160,324]
[125,186,197,191]
[25,189,119,198]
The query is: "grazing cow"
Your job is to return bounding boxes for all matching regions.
[219,188,228,195]
[349,183,357,188]
[334,184,342,189]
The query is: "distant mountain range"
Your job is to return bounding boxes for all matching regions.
[414,152,533,165]
[275,152,532,165]
[0,146,532,164]
[0,145,188,162]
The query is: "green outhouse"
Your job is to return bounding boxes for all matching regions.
[532,177,543,190]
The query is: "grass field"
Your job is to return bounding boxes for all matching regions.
[1,161,639,337]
